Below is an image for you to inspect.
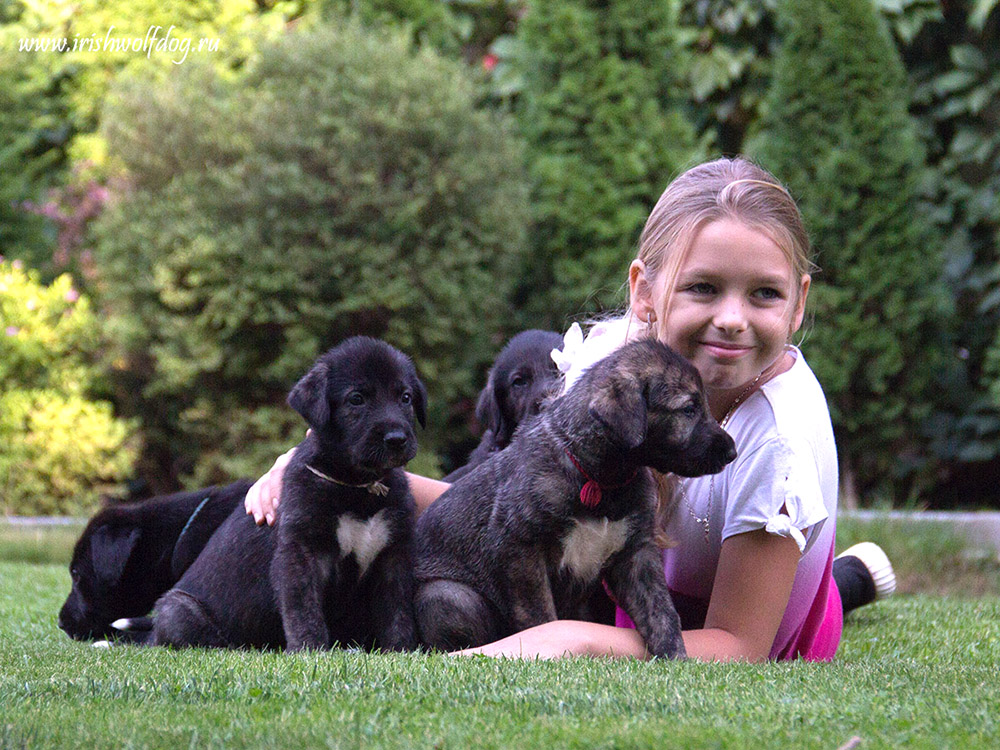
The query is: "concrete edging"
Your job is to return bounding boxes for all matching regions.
[841,510,1000,555]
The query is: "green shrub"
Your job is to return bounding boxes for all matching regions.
[506,0,701,328]
[0,258,136,515]
[93,21,530,487]
[751,0,955,502]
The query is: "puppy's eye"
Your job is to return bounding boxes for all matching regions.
[511,374,529,388]
[348,393,365,406]
[401,392,412,405]
[678,399,701,417]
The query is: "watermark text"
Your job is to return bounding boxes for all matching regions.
[18,25,218,65]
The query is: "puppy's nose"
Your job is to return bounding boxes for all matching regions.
[383,430,409,451]
[720,434,737,464]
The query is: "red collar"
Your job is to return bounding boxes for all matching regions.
[563,449,639,508]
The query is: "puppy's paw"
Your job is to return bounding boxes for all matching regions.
[92,640,112,649]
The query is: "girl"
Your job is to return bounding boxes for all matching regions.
[245,156,893,662]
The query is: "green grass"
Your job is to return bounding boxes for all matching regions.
[3,525,1000,748]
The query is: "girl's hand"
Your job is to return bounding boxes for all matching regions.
[244,444,298,526]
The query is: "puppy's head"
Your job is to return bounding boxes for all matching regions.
[476,329,563,446]
[587,340,736,477]
[288,337,426,475]
[58,516,141,640]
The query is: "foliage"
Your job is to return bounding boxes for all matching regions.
[92,21,530,488]
[898,3,1000,475]
[318,0,523,62]
[751,0,955,502]
[501,0,701,330]
[0,0,303,277]
[672,0,779,154]
[0,258,136,515]
[0,2,72,270]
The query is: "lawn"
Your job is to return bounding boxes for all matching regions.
[1,519,999,749]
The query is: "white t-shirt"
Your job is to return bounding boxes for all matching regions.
[661,346,839,645]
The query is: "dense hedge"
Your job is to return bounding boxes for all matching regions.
[0,259,136,515]
[752,0,955,501]
[92,21,530,488]
[506,0,701,329]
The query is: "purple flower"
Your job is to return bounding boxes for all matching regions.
[5,326,19,336]
[65,288,80,303]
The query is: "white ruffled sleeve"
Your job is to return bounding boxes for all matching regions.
[721,436,829,554]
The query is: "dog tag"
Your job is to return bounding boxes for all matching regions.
[579,480,602,508]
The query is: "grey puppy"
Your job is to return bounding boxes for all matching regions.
[414,339,736,659]
[112,337,425,652]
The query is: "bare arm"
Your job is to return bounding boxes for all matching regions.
[246,449,450,525]
[405,472,450,516]
[456,528,801,662]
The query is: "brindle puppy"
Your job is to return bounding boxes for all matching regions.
[414,339,736,659]
[444,329,563,482]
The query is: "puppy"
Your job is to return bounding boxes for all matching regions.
[414,339,736,658]
[59,480,249,640]
[444,329,563,482]
[114,337,425,651]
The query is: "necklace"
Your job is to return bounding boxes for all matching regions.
[684,364,774,544]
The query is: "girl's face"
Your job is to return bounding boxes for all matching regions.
[630,218,810,415]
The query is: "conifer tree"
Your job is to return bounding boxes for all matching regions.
[509,0,700,328]
[752,0,954,501]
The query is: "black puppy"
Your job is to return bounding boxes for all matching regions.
[444,329,563,482]
[415,339,736,658]
[59,481,249,640]
[113,337,425,651]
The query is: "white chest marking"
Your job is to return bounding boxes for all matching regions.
[559,518,630,581]
[336,510,391,577]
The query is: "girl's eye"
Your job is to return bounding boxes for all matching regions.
[348,393,365,406]
[685,282,716,295]
[754,287,784,301]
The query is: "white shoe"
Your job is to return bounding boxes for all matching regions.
[836,542,896,598]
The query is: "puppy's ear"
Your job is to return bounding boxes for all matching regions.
[287,362,330,428]
[588,373,647,450]
[475,370,504,437]
[89,525,141,589]
[411,375,428,429]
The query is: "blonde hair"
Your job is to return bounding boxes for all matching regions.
[636,157,814,333]
[632,157,815,546]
